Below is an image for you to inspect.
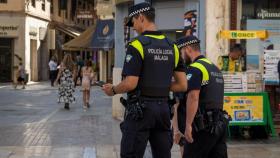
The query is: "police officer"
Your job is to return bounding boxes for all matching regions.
[176,36,228,158]
[102,2,187,158]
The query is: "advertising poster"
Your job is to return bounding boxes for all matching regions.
[246,20,280,71]
[263,50,280,84]
[223,95,264,123]
[184,10,198,37]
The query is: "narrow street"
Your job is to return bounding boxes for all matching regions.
[0,82,279,158]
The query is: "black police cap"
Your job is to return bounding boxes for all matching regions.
[176,35,200,50]
[126,2,155,27]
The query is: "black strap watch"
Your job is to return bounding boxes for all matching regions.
[112,86,117,95]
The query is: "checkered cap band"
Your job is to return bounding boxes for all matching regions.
[129,7,151,17]
[177,39,199,49]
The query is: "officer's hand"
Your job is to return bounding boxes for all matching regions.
[102,84,114,96]
[173,130,184,144]
[184,124,194,143]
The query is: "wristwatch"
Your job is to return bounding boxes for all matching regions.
[112,86,117,95]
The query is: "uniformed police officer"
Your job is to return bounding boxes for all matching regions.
[176,36,229,158]
[102,2,187,158]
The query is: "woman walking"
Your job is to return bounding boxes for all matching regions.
[81,60,95,108]
[55,54,77,110]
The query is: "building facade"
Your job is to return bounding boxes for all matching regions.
[0,0,51,82]
[0,0,102,83]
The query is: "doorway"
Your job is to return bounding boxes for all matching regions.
[0,38,13,82]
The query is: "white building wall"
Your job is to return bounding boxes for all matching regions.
[25,0,51,21]
[205,0,230,64]
[25,16,49,81]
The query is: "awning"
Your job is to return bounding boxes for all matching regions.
[56,25,81,38]
[90,19,114,50]
[63,24,96,50]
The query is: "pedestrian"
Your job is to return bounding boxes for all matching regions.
[81,60,95,109]
[176,35,229,158]
[55,54,77,110]
[218,44,244,72]
[14,62,26,89]
[102,2,187,158]
[49,56,58,87]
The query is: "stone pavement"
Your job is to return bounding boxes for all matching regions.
[0,82,279,158]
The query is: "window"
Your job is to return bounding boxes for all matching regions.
[58,0,61,16]
[31,0,35,7]
[0,0,7,3]
[50,0,53,14]
[42,0,45,11]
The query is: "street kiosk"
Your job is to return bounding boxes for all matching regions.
[219,30,277,137]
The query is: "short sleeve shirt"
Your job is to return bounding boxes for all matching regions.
[122,31,185,77]
[186,55,206,92]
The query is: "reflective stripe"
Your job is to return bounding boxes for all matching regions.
[130,40,144,59]
[144,34,165,39]
[190,62,209,83]
[198,58,212,64]
[173,44,179,68]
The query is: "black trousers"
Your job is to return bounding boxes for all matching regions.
[120,100,172,158]
[50,70,57,86]
[183,124,228,158]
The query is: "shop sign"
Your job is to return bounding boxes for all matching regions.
[257,9,280,19]
[220,30,268,39]
[76,10,94,19]
[223,95,264,123]
[96,0,113,16]
[29,27,37,40]
[0,25,19,37]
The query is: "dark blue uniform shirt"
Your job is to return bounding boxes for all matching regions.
[186,55,205,92]
[122,31,185,77]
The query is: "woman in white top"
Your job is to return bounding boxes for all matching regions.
[49,56,58,86]
[81,60,95,108]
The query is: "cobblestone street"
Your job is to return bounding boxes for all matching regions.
[0,82,279,158]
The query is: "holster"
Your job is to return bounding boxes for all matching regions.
[120,91,146,121]
[205,110,231,136]
[193,110,206,132]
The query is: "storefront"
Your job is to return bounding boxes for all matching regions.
[0,15,24,83]
[0,13,50,83]
[217,0,280,137]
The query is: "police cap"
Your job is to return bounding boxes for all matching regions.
[126,2,155,27]
[176,35,200,50]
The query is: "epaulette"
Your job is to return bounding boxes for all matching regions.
[165,37,174,47]
[136,35,151,46]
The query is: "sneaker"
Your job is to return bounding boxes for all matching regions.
[83,105,87,109]
[87,103,90,108]
[22,86,25,89]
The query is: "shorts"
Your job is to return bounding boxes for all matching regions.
[17,77,25,82]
